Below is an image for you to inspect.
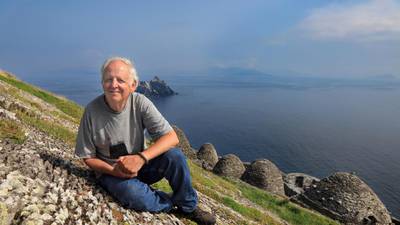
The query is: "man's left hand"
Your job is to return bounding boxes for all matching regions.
[117,154,146,175]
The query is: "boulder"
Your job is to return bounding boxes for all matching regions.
[298,172,392,224]
[213,154,245,179]
[241,159,285,196]
[283,173,320,197]
[197,143,219,170]
[172,125,197,160]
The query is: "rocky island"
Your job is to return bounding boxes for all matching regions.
[0,70,398,225]
[136,76,177,98]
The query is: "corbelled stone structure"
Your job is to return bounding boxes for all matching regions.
[197,143,219,170]
[241,159,285,196]
[283,173,320,197]
[213,154,245,179]
[298,172,392,225]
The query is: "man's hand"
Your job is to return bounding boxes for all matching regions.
[112,163,137,179]
[116,154,146,176]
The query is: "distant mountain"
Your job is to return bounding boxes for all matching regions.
[369,74,398,80]
[207,67,272,77]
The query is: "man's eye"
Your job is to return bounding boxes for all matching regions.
[117,79,125,83]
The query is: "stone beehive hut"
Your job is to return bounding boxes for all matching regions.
[197,143,219,170]
[241,159,285,196]
[213,154,245,179]
[299,172,392,225]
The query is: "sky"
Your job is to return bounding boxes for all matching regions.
[0,0,400,79]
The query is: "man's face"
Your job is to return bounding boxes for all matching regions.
[102,60,136,105]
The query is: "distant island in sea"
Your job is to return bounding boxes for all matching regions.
[136,76,178,98]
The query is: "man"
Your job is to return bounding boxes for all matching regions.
[75,56,216,224]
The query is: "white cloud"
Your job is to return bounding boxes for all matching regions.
[299,0,400,41]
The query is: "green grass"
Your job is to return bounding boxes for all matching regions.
[0,72,83,120]
[51,110,80,124]
[188,161,280,224]
[221,196,276,224]
[151,178,172,193]
[0,119,26,144]
[16,112,76,146]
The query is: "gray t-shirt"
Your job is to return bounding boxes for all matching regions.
[75,92,172,165]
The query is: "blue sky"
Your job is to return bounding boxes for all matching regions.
[0,0,399,78]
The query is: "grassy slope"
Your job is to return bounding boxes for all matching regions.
[0,71,340,225]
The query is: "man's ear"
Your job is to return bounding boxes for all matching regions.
[131,80,138,92]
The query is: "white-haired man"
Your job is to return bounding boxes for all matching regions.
[75,57,215,224]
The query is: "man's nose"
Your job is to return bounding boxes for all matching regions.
[111,79,118,87]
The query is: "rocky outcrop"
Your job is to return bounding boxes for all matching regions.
[283,173,320,197]
[241,159,285,196]
[213,154,245,179]
[297,172,392,225]
[197,143,219,170]
[136,76,177,98]
[172,125,197,160]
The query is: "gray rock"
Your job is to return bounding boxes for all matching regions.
[173,125,197,160]
[241,159,285,196]
[197,143,219,170]
[283,173,320,197]
[213,154,245,179]
[298,172,392,225]
[0,109,17,121]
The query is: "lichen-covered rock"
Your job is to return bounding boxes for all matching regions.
[283,173,320,197]
[173,125,197,160]
[241,159,285,196]
[298,172,392,225]
[213,154,245,179]
[197,143,219,170]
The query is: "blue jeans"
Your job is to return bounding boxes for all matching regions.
[99,148,198,213]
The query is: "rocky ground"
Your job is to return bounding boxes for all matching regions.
[0,126,255,225]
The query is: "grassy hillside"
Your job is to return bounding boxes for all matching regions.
[0,71,340,225]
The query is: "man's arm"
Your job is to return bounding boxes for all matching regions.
[117,129,179,175]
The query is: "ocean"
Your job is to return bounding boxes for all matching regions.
[19,71,400,217]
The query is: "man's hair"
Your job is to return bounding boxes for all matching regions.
[101,56,139,86]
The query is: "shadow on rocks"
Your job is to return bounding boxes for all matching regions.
[38,152,98,186]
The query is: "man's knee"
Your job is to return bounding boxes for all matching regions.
[163,148,186,164]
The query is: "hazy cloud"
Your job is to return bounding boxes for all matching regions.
[299,0,400,41]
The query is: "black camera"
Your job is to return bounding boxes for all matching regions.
[109,142,128,159]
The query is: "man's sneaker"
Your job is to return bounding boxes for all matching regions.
[185,207,216,225]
